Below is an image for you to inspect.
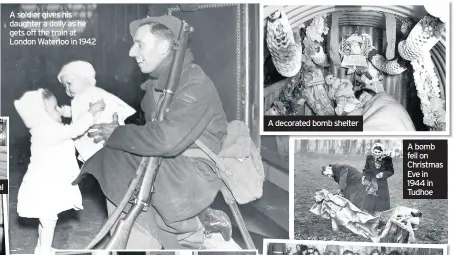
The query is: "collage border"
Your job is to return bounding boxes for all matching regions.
[259,2,452,136]
[1,1,453,254]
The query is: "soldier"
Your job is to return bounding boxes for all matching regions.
[76,15,235,249]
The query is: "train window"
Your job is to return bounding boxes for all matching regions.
[261,136,289,174]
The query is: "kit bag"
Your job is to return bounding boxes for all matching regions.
[194,120,265,204]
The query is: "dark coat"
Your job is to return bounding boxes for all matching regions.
[331,164,366,210]
[363,155,394,213]
[75,49,229,248]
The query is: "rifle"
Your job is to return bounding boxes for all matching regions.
[86,20,193,249]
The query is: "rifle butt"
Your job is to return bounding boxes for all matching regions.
[104,204,144,249]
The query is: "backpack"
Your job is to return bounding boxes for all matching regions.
[194,120,265,204]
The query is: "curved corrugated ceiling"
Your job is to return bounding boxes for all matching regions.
[264,5,447,110]
[263,5,445,47]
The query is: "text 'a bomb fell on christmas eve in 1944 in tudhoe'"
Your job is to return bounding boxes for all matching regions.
[405,142,445,197]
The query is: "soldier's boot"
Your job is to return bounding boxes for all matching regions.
[198,207,232,241]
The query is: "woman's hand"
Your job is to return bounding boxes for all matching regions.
[88,112,120,143]
[376,172,384,179]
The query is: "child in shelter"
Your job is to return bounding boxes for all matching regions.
[14,88,106,254]
[56,60,136,162]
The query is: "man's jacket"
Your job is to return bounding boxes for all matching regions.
[76,49,229,247]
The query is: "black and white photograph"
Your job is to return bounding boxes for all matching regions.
[2,3,288,254]
[194,250,257,255]
[262,5,448,133]
[292,139,447,244]
[264,240,446,255]
[56,252,179,255]
[0,195,6,255]
[0,118,7,180]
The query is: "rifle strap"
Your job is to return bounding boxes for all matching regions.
[85,157,150,249]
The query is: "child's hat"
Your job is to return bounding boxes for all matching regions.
[57,60,96,86]
[14,89,53,129]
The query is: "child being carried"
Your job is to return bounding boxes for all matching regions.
[57,60,136,162]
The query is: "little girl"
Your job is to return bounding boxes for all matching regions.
[56,60,136,162]
[14,88,105,254]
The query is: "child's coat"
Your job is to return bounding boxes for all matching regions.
[14,89,93,219]
[62,86,136,162]
[58,60,136,162]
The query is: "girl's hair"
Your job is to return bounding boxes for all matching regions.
[41,88,55,100]
[355,88,377,100]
